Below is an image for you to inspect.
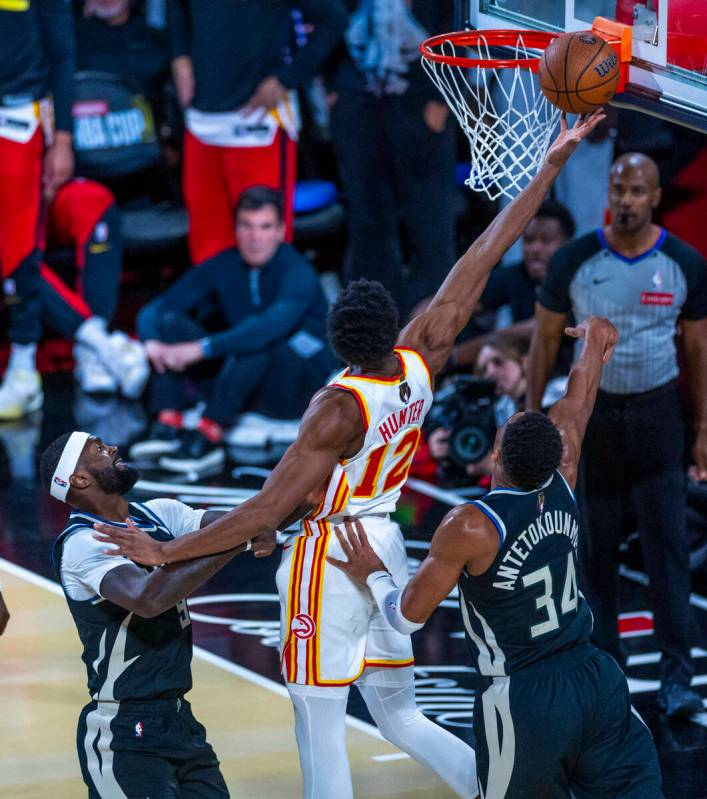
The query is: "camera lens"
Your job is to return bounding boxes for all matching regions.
[450,424,491,466]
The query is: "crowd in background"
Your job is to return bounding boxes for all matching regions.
[1,0,707,715]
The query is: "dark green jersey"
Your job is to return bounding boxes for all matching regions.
[458,471,593,676]
[52,502,195,701]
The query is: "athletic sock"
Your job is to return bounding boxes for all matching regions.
[7,343,37,374]
[198,417,224,444]
[157,410,184,430]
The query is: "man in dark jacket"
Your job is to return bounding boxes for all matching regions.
[134,187,336,474]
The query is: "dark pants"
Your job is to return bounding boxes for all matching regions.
[77,697,229,798]
[578,380,694,686]
[474,645,663,798]
[330,91,456,314]
[148,311,335,425]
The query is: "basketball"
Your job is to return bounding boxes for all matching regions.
[538,31,621,114]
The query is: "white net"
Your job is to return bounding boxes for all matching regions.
[422,33,561,200]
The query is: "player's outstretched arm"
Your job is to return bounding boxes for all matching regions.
[397,112,606,377]
[548,316,618,490]
[94,391,363,566]
[329,509,499,632]
[99,511,247,617]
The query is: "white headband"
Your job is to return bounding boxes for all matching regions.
[50,432,91,502]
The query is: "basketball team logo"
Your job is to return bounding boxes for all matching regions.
[399,382,411,404]
[291,613,316,640]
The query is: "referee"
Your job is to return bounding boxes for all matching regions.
[527,152,707,718]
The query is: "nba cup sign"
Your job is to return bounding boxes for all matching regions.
[291,613,316,640]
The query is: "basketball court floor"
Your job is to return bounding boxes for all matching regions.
[0,375,705,798]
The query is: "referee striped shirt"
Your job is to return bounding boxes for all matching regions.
[538,229,707,394]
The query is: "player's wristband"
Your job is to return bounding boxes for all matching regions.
[366,571,423,636]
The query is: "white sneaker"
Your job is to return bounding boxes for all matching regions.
[74,344,119,394]
[225,413,300,447]
[0,368,43,421]
[104,332,150,400]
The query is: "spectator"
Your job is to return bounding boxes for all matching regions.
[73,0,179,203]
[0,0,75,419]
[77,1,171,114]
[133,187,337,475]
[527,152,707,718]
[326,0,455,313]
[169,0,348,263]
[41,179,148,397]
[452,199,575,368]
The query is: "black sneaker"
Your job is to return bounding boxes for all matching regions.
[159,429,225,475]
[657,681,704,719]
[129,421,182,461]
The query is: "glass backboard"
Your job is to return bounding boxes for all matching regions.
[457,1,707,132]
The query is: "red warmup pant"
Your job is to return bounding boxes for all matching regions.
[0,129,44,344]
[183,129,297,263]
[39,178,117,324]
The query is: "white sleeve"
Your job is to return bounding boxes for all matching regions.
[366,571,424,635]
[142,499,206,538]
[60,529,134,601]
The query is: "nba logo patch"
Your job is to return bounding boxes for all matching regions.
[53,475,68,489]
[134,721,143,737]
[537,492,545,514]
[291,613,316,640]
[3,278,16,297]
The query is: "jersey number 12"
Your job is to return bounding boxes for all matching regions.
[522,552,578,639]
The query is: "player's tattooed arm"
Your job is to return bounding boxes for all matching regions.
[397,112,606,377]
[95,391,363,566]
[549,316,618,489]
[330,507,499,627]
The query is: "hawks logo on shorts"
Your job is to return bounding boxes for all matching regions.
[291,613,316,640]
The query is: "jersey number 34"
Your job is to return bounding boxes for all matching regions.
[522,552,578,639]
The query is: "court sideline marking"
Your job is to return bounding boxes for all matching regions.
[0,556,386,744]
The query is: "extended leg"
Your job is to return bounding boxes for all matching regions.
[286,682,353,799]
[357,666,478,798]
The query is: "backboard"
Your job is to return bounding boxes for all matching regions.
[458,1,707,132]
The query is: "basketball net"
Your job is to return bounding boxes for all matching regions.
[421,33,561,201]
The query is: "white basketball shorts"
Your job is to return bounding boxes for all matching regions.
[276,515,414,686]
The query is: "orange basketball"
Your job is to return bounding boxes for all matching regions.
[538,31,620,114]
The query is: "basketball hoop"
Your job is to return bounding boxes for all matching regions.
[420,30,562,200]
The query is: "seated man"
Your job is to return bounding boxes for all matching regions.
[134,186,337,474]
[42,178,148,397]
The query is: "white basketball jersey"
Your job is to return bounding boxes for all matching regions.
[303,348,433,531]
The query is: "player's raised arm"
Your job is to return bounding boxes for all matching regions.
[548,316,618,490]
[397,112,605,376]
[94,390,364,565]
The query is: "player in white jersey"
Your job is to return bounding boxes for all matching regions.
[96,113,605,798]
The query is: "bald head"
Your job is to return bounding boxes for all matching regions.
[608,152,661,236]
[610,152,660,189]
